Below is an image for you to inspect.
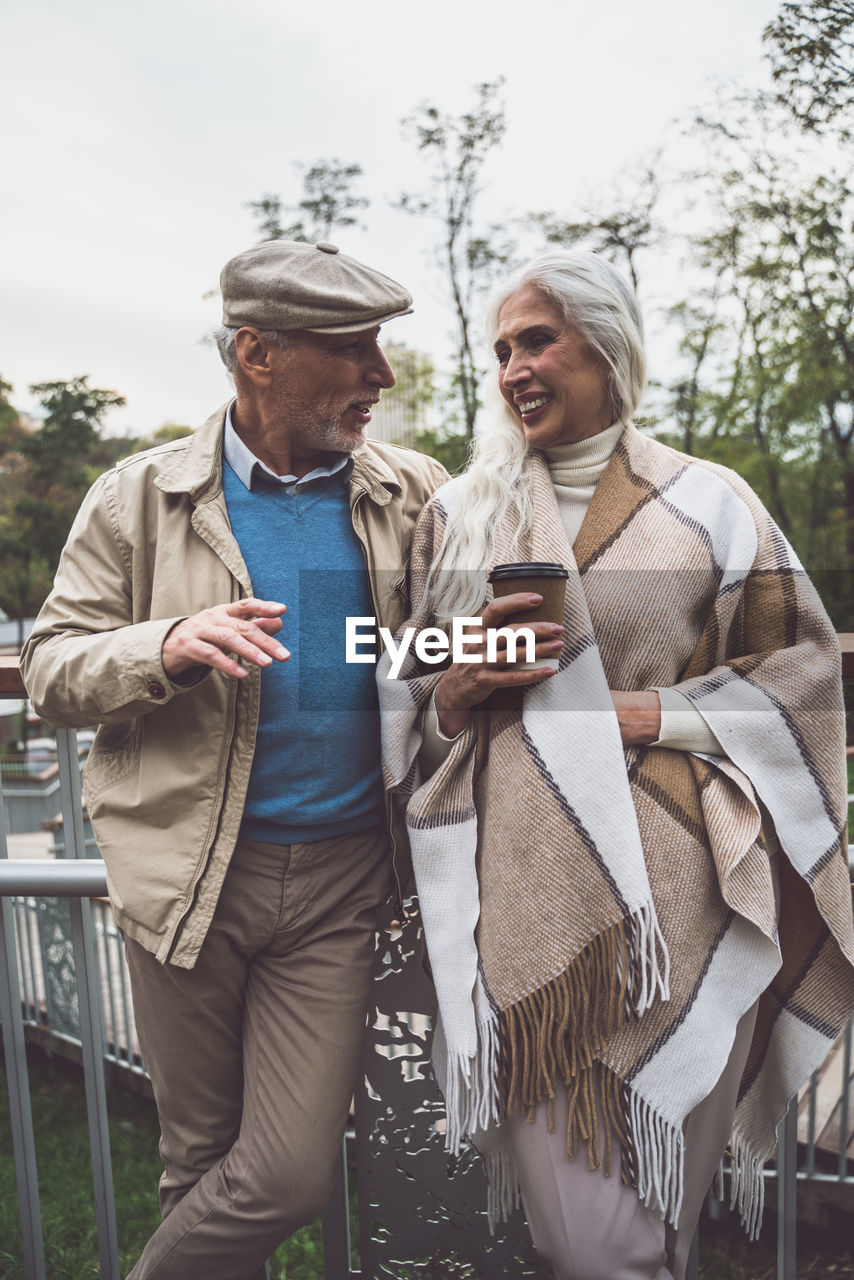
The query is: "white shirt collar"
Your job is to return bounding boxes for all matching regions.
[223,402,353,492]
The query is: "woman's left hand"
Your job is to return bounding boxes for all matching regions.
[610,690,661,746]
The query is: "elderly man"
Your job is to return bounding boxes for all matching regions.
[21,240,448,1278]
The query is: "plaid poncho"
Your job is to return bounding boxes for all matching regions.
[378,426,854,1234]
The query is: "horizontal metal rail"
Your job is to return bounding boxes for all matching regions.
[0,859,108,896]
[5,861,851,1280]
[0,855,355,1278]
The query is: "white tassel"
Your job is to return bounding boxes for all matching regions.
[728,1131,766,1240]
[627,903,671,1016]
[628,1087,685,1225]
[442,1014,501,1157]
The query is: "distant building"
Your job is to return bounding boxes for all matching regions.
[368,396,426,449]
[368,343,435,449]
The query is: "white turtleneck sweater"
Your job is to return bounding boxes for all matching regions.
[420,426,723,772]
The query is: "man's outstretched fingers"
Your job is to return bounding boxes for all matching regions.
[162,600,290,679]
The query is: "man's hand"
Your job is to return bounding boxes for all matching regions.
[433,593,564,738]
[162,598,289,680]
[610,690,661,746]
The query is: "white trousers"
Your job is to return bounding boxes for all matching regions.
[506,1000,758,1280]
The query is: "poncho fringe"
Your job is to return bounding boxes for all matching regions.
[500,910,668,1118]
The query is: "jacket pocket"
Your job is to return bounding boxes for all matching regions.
[83,719,142,803]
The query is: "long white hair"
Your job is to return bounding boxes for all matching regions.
[427,250,647,624]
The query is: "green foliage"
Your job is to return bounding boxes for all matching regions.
[247,160,369,243]
[764,0,854,135]
[0,377,125,621]
[647,92,854,625]
[23,377,125,494]
[410,423,470,475]
[0,1052,162,1278]
[0,1051,356,1280]
[113,421,194,462]
[398,80,513,438]
[0,377,22,455]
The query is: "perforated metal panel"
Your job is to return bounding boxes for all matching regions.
[354,902,551,1279]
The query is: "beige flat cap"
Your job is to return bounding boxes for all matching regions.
[220,239,413,333]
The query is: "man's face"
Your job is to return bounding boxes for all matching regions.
[269,327,395,457]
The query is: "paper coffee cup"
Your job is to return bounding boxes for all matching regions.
[488,562,568,671]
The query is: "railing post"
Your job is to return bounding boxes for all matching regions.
[321,1137,352,1280]
[56,728,121,1280]
[776,1097,797,1280]
[684,1225,699,1280]
[0,770,47,1280]
[839,1019,852,1181]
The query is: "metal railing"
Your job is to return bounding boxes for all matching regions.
[0,732,355,1279]
[1,732,119,1279]
[8,851,849,1280]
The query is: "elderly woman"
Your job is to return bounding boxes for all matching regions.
[379,251,854,1280]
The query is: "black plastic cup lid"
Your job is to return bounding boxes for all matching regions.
[488,562,569,581]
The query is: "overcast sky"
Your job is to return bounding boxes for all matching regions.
[3,0,782,435]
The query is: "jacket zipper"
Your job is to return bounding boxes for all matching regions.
[350,487,410,928]
[163,612,243,963]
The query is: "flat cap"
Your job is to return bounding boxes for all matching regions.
[220,239,413,333]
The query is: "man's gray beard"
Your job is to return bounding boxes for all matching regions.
[300,414,366,455]
[273,384,367,457]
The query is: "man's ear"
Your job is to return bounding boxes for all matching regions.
[234,328,274,388]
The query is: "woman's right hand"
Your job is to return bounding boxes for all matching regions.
[433,592,564,738]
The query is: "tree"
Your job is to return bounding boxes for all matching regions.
[670,96,854,624]
[114,422,194,461]
[533,161,663,294]
[657,283,726,457]
[410,424,471,476]
[246,160,369,243]
[764,0,854,134]
[22,378,125,494]
[0,377,124,623]
[0,377,21,452]
[397,79,512,437]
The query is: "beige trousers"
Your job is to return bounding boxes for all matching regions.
[124,829,391,1280]
[506,1000,759,1280]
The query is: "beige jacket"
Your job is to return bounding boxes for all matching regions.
[21,403,448,967]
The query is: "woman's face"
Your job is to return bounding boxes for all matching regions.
[494,284,613,448]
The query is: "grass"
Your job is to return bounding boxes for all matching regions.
[0,1046,347,1280]
[697,1213,854,1278]
[1,1047,852,1278]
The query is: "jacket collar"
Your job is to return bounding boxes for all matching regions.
[155,399,403,508]
[154,403,229,502]
[349,440,402,507]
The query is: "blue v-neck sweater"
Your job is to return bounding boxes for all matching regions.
[223,462,384,843]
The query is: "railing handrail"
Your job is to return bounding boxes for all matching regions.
[0,860,839,1280]
[0,859,107,896]
[0,656,26,698]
